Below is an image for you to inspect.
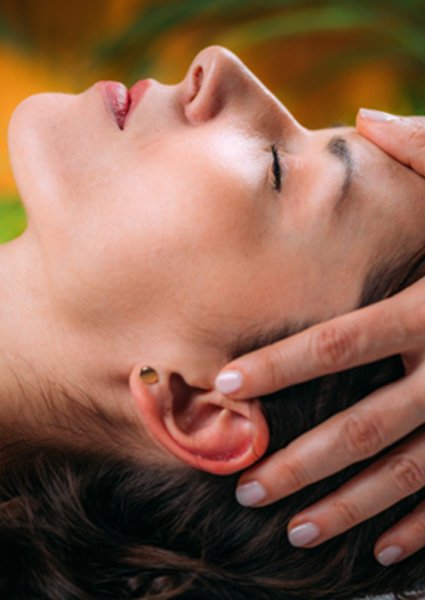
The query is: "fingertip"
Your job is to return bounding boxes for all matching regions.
[375,545,404,567]
[235,480,267,507]
[356,109,399,139]
[215,369,244,395]
[356,109,425,172]
[288,522,321,547]
[357,108,400,124]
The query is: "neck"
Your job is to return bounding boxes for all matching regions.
[0,231,54,415]
[0,232,101,417]
[0,230,220,433]
[0,236,120,444]
[0,230,157,422]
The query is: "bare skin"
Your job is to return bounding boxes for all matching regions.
[3,45,425,562]
[215,112,425,566]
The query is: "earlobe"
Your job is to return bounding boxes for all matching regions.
[129,365,269,475]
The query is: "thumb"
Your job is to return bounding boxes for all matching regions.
[356,109,425,177]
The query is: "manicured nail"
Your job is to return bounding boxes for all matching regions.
[359,108,399,122]
[236,481,267,506]
[215,370,243,394]
[377,545,403,566]
[288,522,320,547]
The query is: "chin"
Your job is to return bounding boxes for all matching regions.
[8,92,75,203]
[8,92,75,153]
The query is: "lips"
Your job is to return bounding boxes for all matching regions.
[99,79,152,130]
[100,81,130,130]
[126,79,152,125]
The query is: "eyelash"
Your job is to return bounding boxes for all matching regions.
[271,144,282,192]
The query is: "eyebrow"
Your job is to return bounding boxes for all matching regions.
[326,135,355,209]
[214,137,355,363]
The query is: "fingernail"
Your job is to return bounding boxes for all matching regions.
[288,522,321,547]
[377,545,403,566]
[359,108,399,122]
[236,481,267,506]
[215,370,243,394]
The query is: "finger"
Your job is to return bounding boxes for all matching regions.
[235,371,423,506]
[375,496,425,566]
[284,427,425,550]
[215,277,425,399]
[356,110,425,177]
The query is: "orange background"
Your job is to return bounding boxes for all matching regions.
[0,0,423,206]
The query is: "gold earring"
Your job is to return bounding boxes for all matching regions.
[139,366,159,385]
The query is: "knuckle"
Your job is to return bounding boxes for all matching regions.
[332,499,363,529]
[281,458,310,492]
[407,388,425,422]
[413,300,425,332]
[266,349,286,391]
[389,455,425,496]
[407,121,425,152]
[311,325,355,371]
[401,299,425,339]
[410,513,425,539]
[406,122,425,173]
[342,414,384,459]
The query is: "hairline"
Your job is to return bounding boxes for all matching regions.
[220,244,425,362]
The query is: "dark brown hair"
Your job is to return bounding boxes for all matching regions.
[1,248,425,599]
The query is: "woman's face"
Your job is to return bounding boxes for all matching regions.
[7,46,425,380]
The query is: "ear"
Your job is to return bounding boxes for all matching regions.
[129,365,269,475]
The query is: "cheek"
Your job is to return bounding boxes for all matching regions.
[40,175,210,326]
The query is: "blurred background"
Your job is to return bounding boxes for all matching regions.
[0,0,424,241]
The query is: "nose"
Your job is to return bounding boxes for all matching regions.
[181,45,302,137]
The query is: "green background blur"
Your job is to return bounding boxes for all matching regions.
[0,0,424,242]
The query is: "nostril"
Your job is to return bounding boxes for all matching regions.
[189,66,203,102]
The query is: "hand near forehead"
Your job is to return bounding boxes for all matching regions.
[215,109,425,567]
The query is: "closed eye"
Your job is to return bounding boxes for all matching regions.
[271,144,282,192]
